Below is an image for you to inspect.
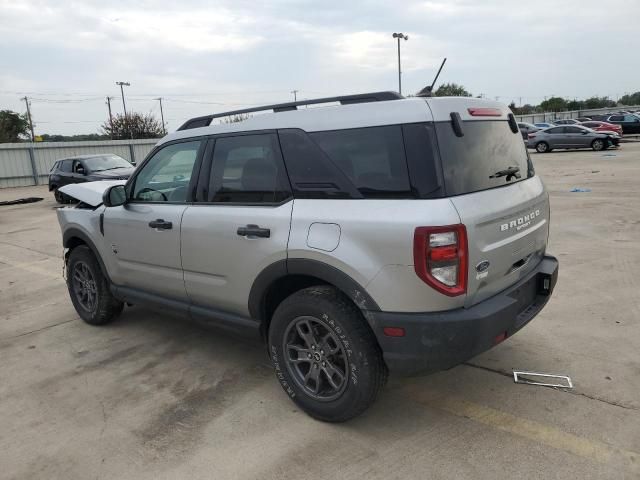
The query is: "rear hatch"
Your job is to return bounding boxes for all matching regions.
[426,98,550,307]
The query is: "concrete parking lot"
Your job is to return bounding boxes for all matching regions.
[1,144,639,479]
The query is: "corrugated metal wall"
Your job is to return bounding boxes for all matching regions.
[0,139,157,188]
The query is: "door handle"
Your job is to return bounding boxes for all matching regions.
[148,219,173,230]
[237,224,270,238]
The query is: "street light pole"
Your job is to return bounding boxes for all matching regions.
[115,81,130,117]
[392,33,409,95]
[291,90,298,102]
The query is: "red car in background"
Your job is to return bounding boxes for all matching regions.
[580,121,623,137]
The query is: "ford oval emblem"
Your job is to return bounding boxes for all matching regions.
[476,260,490,273]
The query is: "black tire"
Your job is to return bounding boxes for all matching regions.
[591,139,605,151]
[268,286,387,422]
[53,187,65,203]
[67,246,124,325]
[535,142,550,153]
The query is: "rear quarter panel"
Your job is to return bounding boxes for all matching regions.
[288,199,465,312]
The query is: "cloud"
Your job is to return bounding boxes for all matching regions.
[1,0,639,134]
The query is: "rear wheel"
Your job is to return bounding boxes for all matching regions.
[591,139,605,151]
[535,142,550,153]
[269,286,386,422]
[67,246,124,325]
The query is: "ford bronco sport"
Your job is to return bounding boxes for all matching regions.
[57,91,558,422]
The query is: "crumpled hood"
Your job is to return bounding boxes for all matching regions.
[59,180,127,207]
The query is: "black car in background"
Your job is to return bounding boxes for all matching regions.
[48,154,135,203]
[604,114,640,134]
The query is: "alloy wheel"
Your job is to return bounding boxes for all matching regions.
[283,316,349,401]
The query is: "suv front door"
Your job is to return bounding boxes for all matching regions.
[181,132,293,318]
[103,139,204,300]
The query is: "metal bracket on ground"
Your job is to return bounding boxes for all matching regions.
[513,371,573,389]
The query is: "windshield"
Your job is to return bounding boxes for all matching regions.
[84,155,131,172]
[434,120,534,196]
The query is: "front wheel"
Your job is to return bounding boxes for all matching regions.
[591,139,605,151]
[535,142,550,153]
[67,246,124,325]
[53,188,65,203]
[269,286,387,422]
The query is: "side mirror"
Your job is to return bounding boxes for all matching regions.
[103,184,127,207]
[76,165,86,175]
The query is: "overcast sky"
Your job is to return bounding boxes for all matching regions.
[1,0,639,135]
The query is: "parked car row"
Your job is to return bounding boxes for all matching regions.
[526,125,619,153]
[522,112,640,135]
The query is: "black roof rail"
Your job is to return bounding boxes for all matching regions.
[177,91,404,131]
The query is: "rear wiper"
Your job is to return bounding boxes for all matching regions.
[490,166,521,182]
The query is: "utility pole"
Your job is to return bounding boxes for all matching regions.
[392,33,409,95]
[106,96,114,138]
[115,81,130,116]
[291,90,298,102]
[154,97,166,135]
[21,96,35,141]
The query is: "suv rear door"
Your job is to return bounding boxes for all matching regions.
[426,101,550,307]
[181,132,293,318]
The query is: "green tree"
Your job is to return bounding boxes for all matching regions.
[566,99,584,111]
[101,112,164,140]
[619,91,640,106]
[582,96,616,109]
[434,83,472,97]
[539,97,568,112]
[0,110,30,143]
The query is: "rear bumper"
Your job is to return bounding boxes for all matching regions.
[368,255,558,376]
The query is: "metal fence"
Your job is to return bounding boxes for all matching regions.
[515,105,640,124]
[0,139,158,188]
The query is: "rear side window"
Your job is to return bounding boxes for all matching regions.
[547,127,564,134]
[310,126,412,198]
[58,160,73,172]
[208,133,291,204]
[434,120,533,196]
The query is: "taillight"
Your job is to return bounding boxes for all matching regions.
[528,133,537,139]
[413,225,468,296]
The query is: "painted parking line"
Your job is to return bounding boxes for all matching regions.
[404,385,639,475]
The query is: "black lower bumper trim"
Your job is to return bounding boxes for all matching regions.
[368,255,559,376]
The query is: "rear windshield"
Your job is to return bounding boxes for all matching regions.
[434,120,534,196]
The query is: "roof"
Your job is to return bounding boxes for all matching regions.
[158,95,510,147]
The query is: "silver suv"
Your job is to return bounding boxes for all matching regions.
[57,92,558,422]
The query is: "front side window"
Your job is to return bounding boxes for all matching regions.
[609,115,624,122]
[565,126,583,134]
[310,126,411,198]
[208,134,290,203]
[131,140,201,203]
